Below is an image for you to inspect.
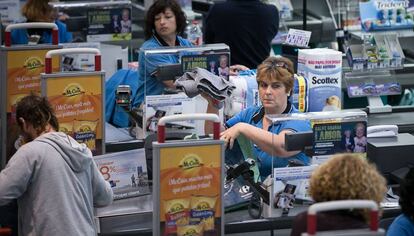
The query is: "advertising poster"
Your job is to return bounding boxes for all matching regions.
[273,166,317,206]
[5,49,60,160]
[181,53,230,80]
[94,149,150,200]
[87,7,132,42]
[159,144,222,236]
[43,74,104,154]
[61,42,100,72]
[312,121,368,164]
[360,0,414,31]
[145,94,196,134]
[0,0,23,25]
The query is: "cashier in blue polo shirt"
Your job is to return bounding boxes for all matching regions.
[206,56,311,180]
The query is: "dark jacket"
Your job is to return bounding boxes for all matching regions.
[204,0,279,69]
[290,211,368,236]
[341,135,355,152]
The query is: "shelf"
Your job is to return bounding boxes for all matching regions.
[350,29,414,40]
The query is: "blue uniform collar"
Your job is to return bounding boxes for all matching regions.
[251,102,292,124]
[152,32,180,47]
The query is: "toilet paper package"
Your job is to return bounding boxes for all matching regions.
[297,48,342,112]
[225,75,258,117]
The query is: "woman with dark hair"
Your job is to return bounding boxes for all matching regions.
[15,95,59,144]
[387,168,414,236]
[0,94,113,235]
[136,0,192,106]
[105,0,192,128]
[11,0,72,44]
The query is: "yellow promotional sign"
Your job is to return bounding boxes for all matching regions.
[159,144,222,236]
[6,50,59,112]
[45,75,103,154]
[4,49,60,161]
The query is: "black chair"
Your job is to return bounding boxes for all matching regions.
[0,201,17,236]
[379,217,396,232]
[144,132,191,182]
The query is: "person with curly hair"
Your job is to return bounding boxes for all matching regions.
[387,168,414,236]
[290,153,387,236]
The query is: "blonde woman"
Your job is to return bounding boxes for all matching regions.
[206,56,311,180]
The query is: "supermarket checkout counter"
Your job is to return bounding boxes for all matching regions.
[105,122,144,152]
[98,132,412,235]
[96,195,401,236]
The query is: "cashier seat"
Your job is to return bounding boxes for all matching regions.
[0,228,11,236]
[144,132,191,182]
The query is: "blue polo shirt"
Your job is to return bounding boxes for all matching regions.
[11,20,72,44]
[226,103,311,179]
[387,214,414,236]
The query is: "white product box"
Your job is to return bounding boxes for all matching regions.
[297,49,342,112]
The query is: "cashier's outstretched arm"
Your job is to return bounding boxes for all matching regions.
[221,122,300,158]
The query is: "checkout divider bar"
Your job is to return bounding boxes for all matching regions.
[5,22,59,47]
[44,48,101,73]
[157,113,221,142]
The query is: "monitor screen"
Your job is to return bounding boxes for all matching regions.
[408,0,414,12]
[367,133,414,183]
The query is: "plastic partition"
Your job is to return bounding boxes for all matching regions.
[139,43,230,138]
[264,110,368,218]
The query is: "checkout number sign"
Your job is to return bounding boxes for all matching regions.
[158,144,223,236]
[43,74,103,155]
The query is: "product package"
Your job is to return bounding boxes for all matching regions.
[290,74,308,113]
[359,0,414,32]
[297,49,342,112]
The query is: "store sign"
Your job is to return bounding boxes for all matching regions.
[285,29,311,48]
[153,143,224,236]
[42,74,104,155]
[312,121,368,164]
[94,149,150,200]
[1,48,60,162]
[360,0,414,31]
[86,7,132,42]
[375,0,409,9]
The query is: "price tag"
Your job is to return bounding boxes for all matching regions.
[285,29,312,47]
[353,63,364,71]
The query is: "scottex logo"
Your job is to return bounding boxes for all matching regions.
[24,57,43,70]
[311,76,339,84]
[179,155,203,170]
[63,83,84,97]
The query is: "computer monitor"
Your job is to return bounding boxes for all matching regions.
[64,16,88,32]
[192,0,214,15]
[408,0,414,12]
[367,133,414,183]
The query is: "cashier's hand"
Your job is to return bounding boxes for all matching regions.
[201,92,223,110]
[229,65,250,76]
[221,123,246,149]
